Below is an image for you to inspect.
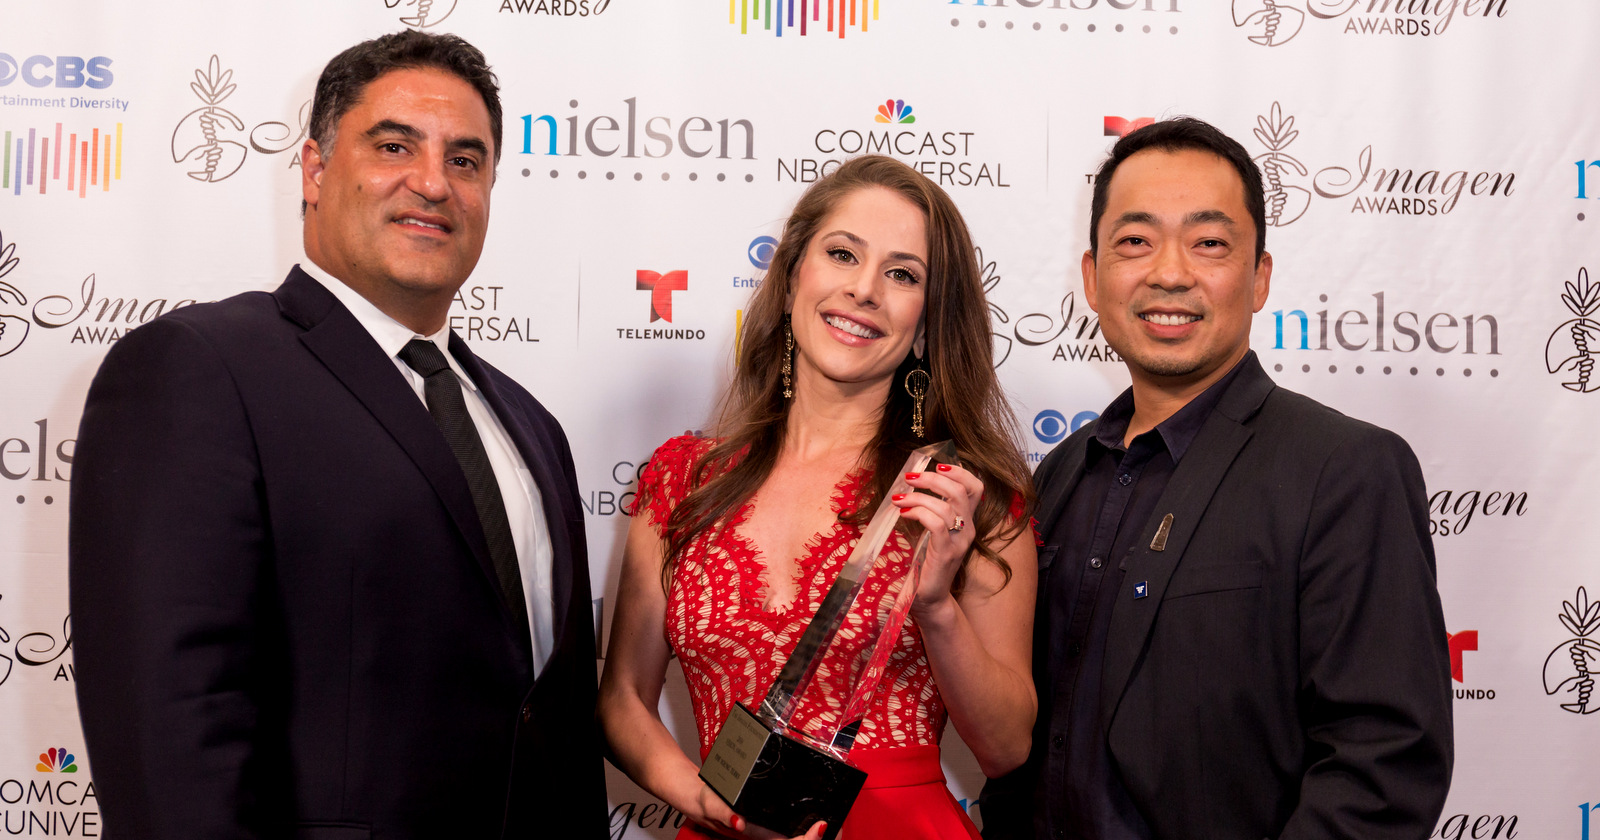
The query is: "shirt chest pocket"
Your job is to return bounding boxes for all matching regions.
[1163,560,1263,600]
[1035,544,1059,593]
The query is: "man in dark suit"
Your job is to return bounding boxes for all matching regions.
[981,118,1453,840]
[70,31,607,839]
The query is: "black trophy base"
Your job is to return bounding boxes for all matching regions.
[699,702,866,840]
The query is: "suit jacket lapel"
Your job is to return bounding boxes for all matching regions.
[1101,355,1276,732]
[450,334,578,658]
[275,269,530,660]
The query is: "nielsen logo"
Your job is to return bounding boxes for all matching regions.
[519,98,754,160]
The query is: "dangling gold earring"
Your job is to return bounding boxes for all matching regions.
[782,317,795,399]
[905,361,930,438]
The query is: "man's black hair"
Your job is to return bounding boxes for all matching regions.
[1088,117,1267,262]
[303,31,501,212]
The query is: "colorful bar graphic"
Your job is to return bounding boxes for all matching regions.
[731,0,877,36]
[0,119,125,199]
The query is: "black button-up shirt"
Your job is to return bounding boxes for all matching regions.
[1036,358,1246,840]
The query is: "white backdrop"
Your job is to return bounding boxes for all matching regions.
[3,1,1597,837]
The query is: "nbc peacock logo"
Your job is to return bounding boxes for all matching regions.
[876,99,914,125]
[36,748,78,773]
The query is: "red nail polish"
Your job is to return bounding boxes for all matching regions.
[892,493,907,501]
[905,472,920,480]
[936,463,953,472]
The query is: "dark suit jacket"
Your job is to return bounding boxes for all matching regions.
[982,354,1452,840]
[70,268,608,840]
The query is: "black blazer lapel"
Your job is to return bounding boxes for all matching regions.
[449,335,581,660]
[1101,355,1276,732]
[274,269,529,657]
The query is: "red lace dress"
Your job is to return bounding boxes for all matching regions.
[633,436,981,840]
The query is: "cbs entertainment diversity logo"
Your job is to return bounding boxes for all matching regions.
[1544,586,1598,715]
[1231,0,1509,47]
[171,56,306,183]
[385,0,456,27]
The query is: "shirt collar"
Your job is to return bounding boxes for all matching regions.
[1091,351,1254,463]
[296,258,478,392]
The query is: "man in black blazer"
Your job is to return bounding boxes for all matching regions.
[981,119,1452,840]
[70,32,607,839]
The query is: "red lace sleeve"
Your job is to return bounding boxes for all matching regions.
[1005,493,1045,547]
[627,435,713,526]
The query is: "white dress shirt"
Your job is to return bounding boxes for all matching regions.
[298,259,556,675]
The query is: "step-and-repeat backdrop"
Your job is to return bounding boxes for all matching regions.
[3,0,1596,836]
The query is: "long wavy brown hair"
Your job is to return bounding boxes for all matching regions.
[661,155,1032,594]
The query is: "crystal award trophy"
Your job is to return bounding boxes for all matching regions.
[698,440,958,840]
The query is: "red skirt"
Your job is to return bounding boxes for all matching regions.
[676,745,981,839]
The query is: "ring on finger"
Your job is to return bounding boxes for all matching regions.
[948,515,966,533]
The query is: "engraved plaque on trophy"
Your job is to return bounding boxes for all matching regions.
[699,440,958,840]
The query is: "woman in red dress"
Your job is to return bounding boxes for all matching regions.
[600,155,1037,840]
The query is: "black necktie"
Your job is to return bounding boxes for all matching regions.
[398,339,531,643]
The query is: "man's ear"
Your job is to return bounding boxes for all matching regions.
[1081,249,1101,314]
[1253,251,1273,312]
[301,139,325,209]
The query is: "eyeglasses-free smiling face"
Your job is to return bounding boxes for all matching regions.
[786,185,930,399]
[302,67,494,332]
[1083,147,1273,394]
